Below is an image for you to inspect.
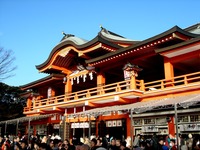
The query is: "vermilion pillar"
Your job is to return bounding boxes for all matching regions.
[97,72,105,95]
[168,116,175,137]
[65,78,72,99]
[164,58,174,86]
[126,116,131,137]
[26,98,32,108]
[97,72,105,86]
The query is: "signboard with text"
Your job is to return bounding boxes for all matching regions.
[180,124,200,131]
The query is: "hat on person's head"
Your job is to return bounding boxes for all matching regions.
[54,135,61,140]
[188,134,192,138]
[96,147,107,150]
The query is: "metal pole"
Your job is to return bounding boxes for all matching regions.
[73,107,76,136]
[88,114,91,139]
[5,121,7,136]
[174,103,180,150]
[73,120,75,136]
[27,118,31,144]
[63,115,66,140]
[83,124,85,138]
[83,106,85,138]
[16,120,19,136]
[130,109,133,148]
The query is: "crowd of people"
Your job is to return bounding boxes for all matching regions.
[0,133,200,150]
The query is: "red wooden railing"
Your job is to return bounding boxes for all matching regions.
[24,71,200,112]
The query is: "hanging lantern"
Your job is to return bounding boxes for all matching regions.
[123,62,142,80]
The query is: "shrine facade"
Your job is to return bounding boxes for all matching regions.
[19,23,200,140]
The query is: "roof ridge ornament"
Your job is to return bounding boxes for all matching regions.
[100,25,104,30]
[62,31,75,38]
[60,32,75,42]
[99,25,110,34]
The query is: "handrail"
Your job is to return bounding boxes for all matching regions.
[24,107,33,112]
[32,79,141,108]
[24,71,200,112]
[144,71,200,91]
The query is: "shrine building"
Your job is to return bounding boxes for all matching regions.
[5,23,200,141]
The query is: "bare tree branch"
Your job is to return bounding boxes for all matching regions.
[0,47,17,81]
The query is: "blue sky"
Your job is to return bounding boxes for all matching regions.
[0,0,199,86]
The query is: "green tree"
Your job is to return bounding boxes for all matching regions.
[0,82,26,121]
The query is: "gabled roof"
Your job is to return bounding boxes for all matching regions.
[36,27,137,72]
[98,27,138,44]
[60,34,88,45]
[184,23,200,34]
[184,23,200,32]
[20,74,65,90]
[86,26,200,64]
[36,35,122,71]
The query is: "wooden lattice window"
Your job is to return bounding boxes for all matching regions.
[190,115,200,122]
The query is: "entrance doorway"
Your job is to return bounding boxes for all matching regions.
[106,126,125,140]
[98,119,126,141]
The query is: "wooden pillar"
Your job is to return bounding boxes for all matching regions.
[97,72,105,86]
[130,75,136,89]
[96,120,99,138]
[140,80,145,91]
[33,125,37,136]
[51,88,55,97]
[26,98,32,108]
[168,115,175,137]
[97,72,105,95]
[164,58,174,87]
[65,78,72,101]
[126,114,131,137]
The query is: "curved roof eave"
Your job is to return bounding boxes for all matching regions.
[36,35,122,70]
[99,31,137,44]
[20,73,65,90]
[184,23,200,32]
[155,36,200,53]
[86,25,200,64]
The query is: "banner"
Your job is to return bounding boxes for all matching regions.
[71,122,90,128]
[180,124,200,131]
[142,126,158,132]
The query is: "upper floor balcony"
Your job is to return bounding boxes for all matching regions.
[24,71,200,114]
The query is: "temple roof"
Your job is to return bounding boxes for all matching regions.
[36,27,137,73]
[98,27,137,43]
[22,23,200,89]
[184,23,200,34]
[20,74,65,90]
[60,34,88,45]
[86,25,200,64]
[155,35,200,53]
